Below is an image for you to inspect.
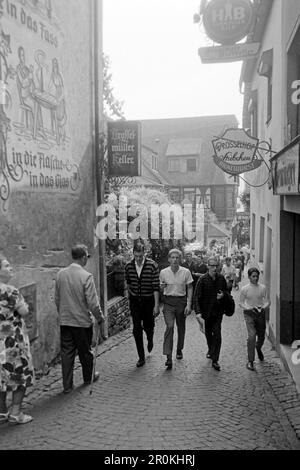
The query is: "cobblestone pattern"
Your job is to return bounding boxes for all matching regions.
[0,287,300,450]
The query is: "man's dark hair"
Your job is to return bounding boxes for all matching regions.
[133,240,145,253]
[71,244,89,260]
[248,267,260,277]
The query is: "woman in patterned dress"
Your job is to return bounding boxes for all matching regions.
[0,256,34,424]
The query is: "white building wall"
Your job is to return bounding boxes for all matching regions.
[248,0,285,342]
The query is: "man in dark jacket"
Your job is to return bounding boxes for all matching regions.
[194,256,228,371]
[182,251,207,309]
[125,242,160,368]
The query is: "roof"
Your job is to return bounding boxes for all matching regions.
[140,115,238,188]
[208,223,230,238]
[166,138,202,157]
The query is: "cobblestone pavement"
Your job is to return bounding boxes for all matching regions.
[1,287,300,450]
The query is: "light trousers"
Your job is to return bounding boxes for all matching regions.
[162,296,187,356]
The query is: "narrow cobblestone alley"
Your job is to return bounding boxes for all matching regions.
[1,288,300,451]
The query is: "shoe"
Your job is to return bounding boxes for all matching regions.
[165,357,172,369]
[84,371,100,384]
[136,358,145,367]
[63,387,74,394]
[212,361,221,371]
[176,350,183,360]
[246,361,255,371]
[256,348,264,361]
[0,412,9,424]
[147,338,153,353]
[206,352,211,359]
[8,412,33,425]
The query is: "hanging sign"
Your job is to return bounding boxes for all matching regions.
[198,42,260,63]
[271,141,300,195]
[107,121,141,177]
[212,128,261,175]
[202,0,255,45]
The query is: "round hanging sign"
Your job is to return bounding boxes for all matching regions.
[202,0,255,45]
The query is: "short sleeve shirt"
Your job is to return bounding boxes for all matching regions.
[160,266,193,296]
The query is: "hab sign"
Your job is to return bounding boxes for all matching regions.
[107,121,141,177]
[212,128,261,176]
[202,0,255,45]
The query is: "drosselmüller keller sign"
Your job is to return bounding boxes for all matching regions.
[107,121,141,177]
[212,128,261,176]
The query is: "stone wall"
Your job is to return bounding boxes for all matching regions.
[107,296,131,336]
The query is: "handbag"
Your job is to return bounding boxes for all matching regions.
[223,291,235,317]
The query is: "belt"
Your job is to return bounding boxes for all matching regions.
[164,295,186,298]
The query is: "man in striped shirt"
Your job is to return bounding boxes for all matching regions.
[125,242,160,368]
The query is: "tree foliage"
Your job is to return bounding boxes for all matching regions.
[239,191,250,213]
[102,53,125,120]
[105,187,186,269]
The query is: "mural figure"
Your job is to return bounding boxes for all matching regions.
[0,30,23,212]
[15,46,50,141]
[48,58,67,143]
[35,49,48,92]
[16,46,35,131]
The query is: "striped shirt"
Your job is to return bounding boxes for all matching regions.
[125,258,159,297]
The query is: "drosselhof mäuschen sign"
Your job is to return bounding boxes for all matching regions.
[107,121,141,177]
[212,128,261,176]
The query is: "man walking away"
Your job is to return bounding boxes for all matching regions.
[160,249,193,370]
[55,244,105,394]
[194,256,228,371]
[125,241,160,368]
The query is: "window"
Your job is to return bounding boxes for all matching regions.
[168,159,180,172]
[204,188,211,209]
[152,154,158,171]
[251,213,256,250]
[169,189,180,203]
[186,159,197,172]
[259,216,265,262]
[183,189,195,204]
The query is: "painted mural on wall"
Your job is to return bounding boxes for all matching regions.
[0,0,81,211]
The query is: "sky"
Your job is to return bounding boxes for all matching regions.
[102,0,244,124]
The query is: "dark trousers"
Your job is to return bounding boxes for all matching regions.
[130,296,155,360]
[243,310,266,362]
[205,315,223,362]
[60,325,94,391]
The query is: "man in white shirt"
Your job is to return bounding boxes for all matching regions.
[160,249,193,369]
[239,267,270,371]
[221,257,236,292]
